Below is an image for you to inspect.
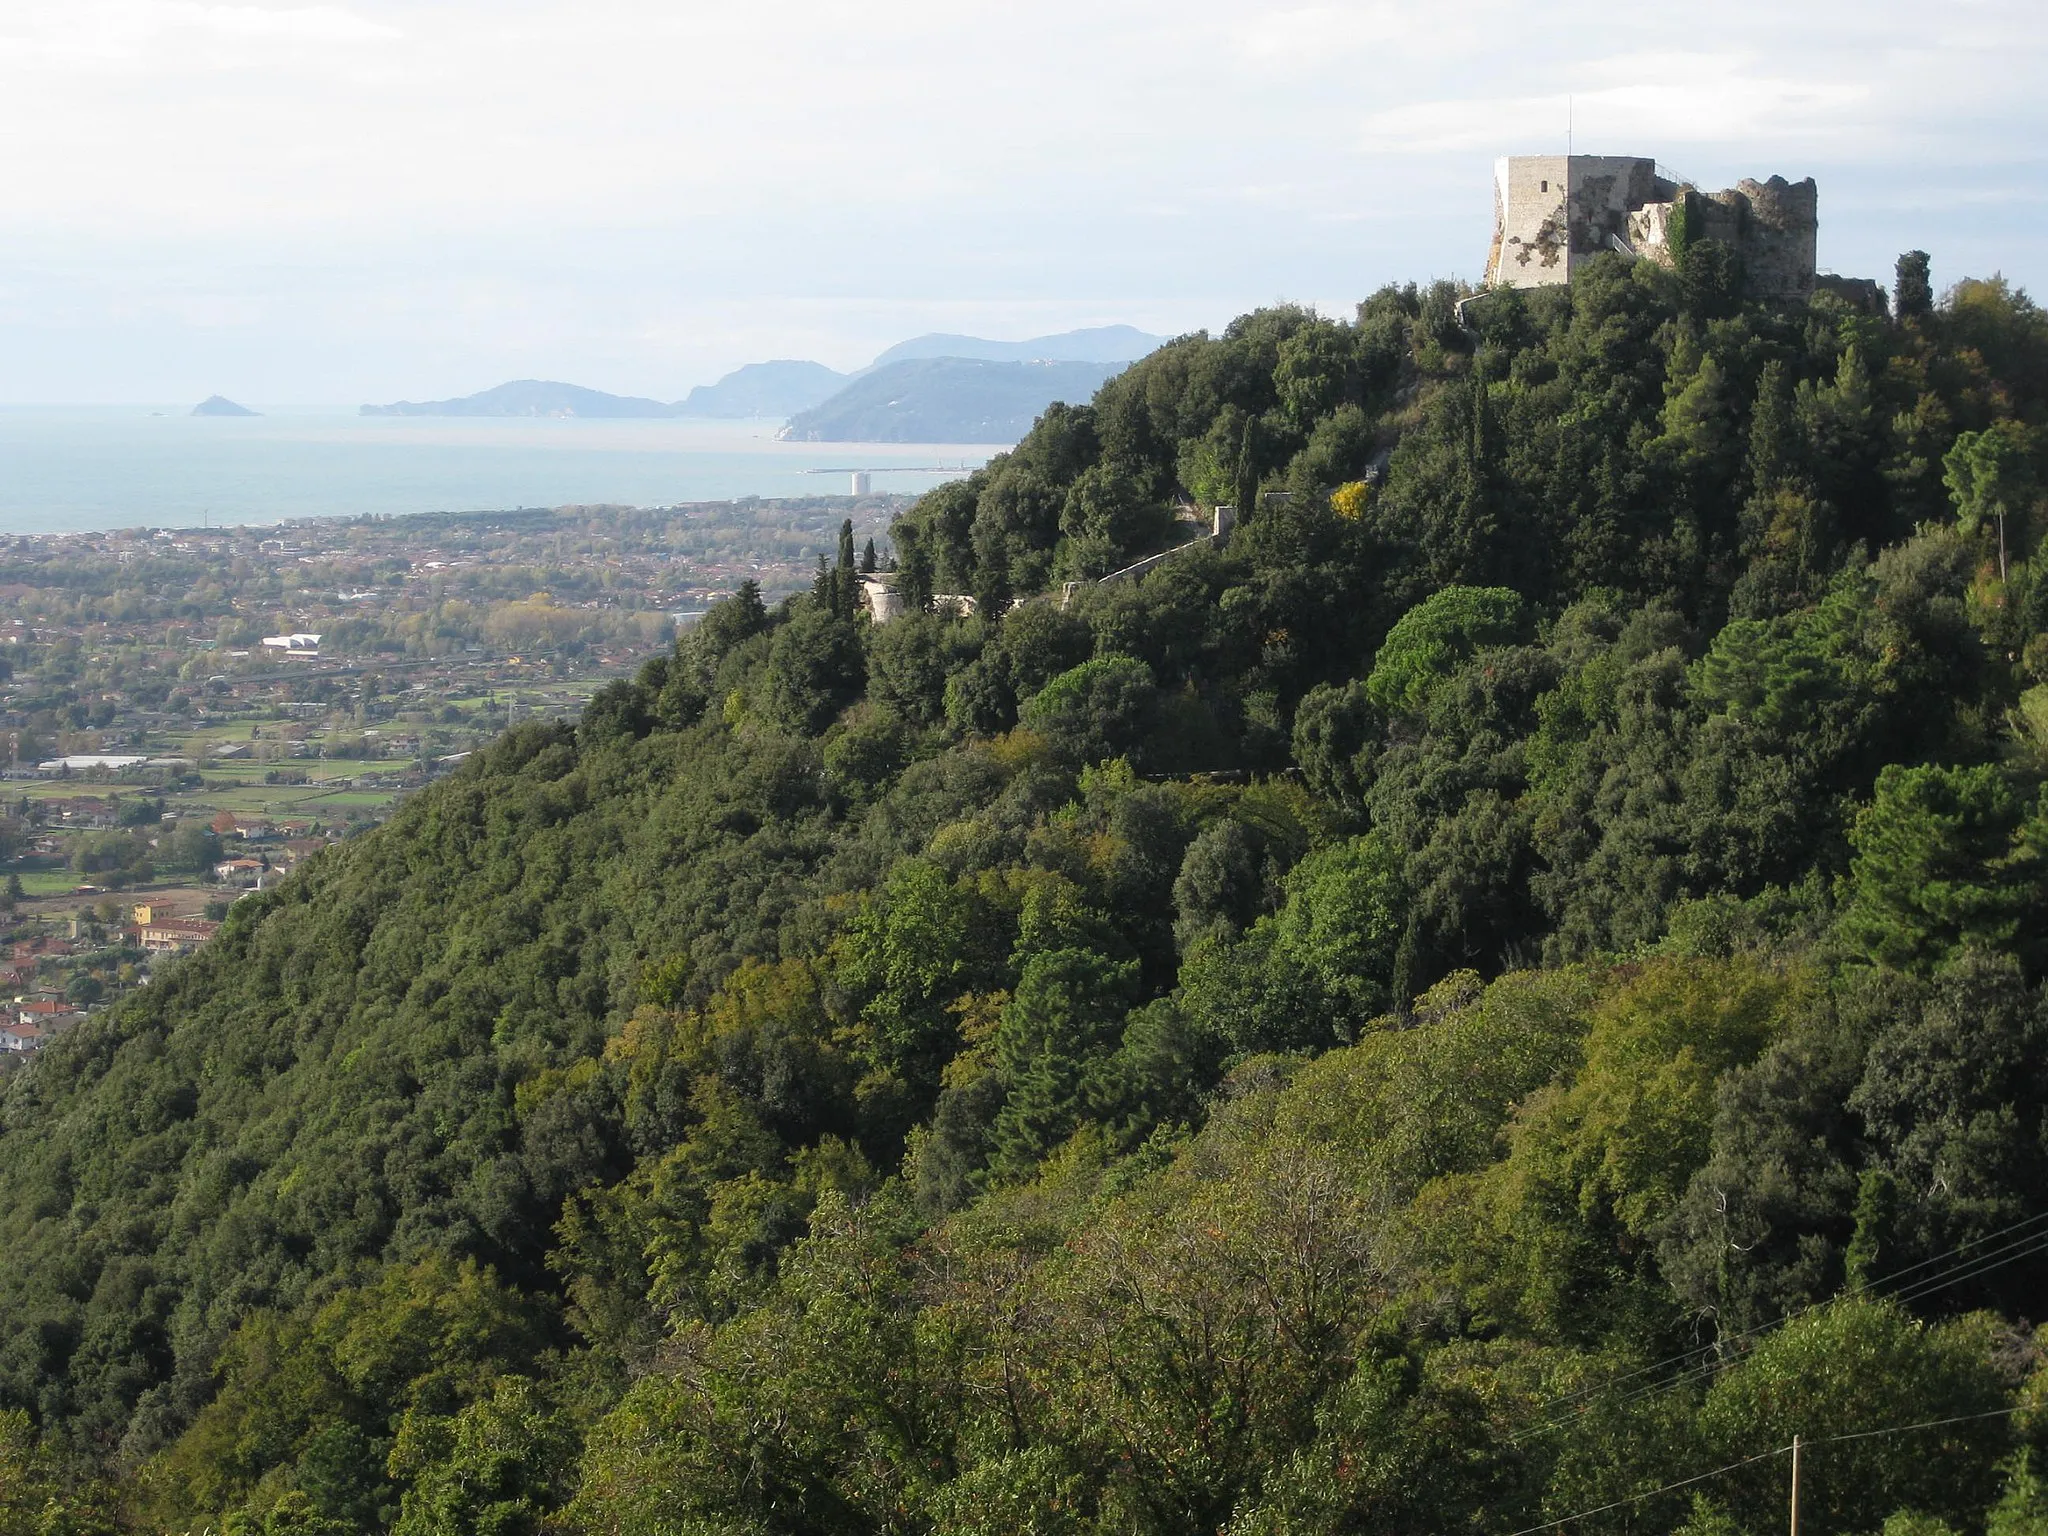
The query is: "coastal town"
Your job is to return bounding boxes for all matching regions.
[0,493,901,1065]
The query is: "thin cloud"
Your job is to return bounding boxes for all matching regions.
[1234,4,1428,61]
[1359,51,1878,155]
[0,2,399,65]
[172,4,399,41]
[0,0,2039,399]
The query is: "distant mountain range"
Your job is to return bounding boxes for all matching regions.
[361,380,676,418]
[868,325,1164,368]
[677,360,848,418]
[356,326,1168,442]
[780,358,1125,443]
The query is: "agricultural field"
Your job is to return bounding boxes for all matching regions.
[0,495,901,935]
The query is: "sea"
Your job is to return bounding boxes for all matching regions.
[0,406,998,535]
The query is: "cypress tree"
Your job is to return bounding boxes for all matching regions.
[1746,360,1794,501]
[1233,417,1260,519]
[1895,250,1933,320]
[896,536,934,612]
[834,518,858,619]
[972,541,1011,625]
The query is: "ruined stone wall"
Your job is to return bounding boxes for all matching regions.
[1566,157,1671,263]
[1734,176,1817,301]
[1489,156,1817,301]
[1600,171,1819,301]
[1813,274,1888,315]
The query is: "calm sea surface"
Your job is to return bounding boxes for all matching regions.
[0,406,996,533]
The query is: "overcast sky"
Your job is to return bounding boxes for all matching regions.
[2,0,2042,403]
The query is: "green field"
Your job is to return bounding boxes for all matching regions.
[17,869,88,897]
[193,782,398,815]
[16,774,398,819]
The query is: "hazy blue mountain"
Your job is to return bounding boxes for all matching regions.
[191,395,259,417]
[868,325,1165,368]
[357,327,1161,426]
[360,380,683,417]
[781,357,1125,443]
[677,359,848,418]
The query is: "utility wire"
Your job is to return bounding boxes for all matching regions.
[1511,1211,2048,1441]
[1528,1210,2048,1418]
[1885,1230,2048,1310]
[1807,1405,2025,1448]
[1511,1230,2048,1444]
[1498,1445,1793,1536]
[1501,1406,2027,1536]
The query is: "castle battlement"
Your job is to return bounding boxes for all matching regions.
[1485,156,1817,301]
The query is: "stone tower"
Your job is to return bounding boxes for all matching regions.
[1486,156,1672,288]
[1486,156,1818,302]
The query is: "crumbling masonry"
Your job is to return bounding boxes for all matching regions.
[1484,156,1817,301]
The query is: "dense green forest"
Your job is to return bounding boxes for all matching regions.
[4,249,2048,1535]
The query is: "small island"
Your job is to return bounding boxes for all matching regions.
[361,379,681,418]
[191,395,260,417]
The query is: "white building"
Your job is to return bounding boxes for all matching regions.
[36,754,149,774]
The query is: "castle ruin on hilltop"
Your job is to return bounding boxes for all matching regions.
[1485,156,1817,301]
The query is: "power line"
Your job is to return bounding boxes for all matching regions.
[1532,1210,2048,1417]
[1517,1231,2048,1441]
[1511,1210,2048,1442]
[1501,1406,2025,1536]
[1499,1445,1792,1536]
[1885,1228,2048,1310]
[1808,1405,2025,1448]
[1512,1230,2048,1444]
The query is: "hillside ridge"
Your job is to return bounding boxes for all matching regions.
[9,254,2048,1535]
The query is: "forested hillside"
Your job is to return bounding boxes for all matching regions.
[5,249,2048,1536]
